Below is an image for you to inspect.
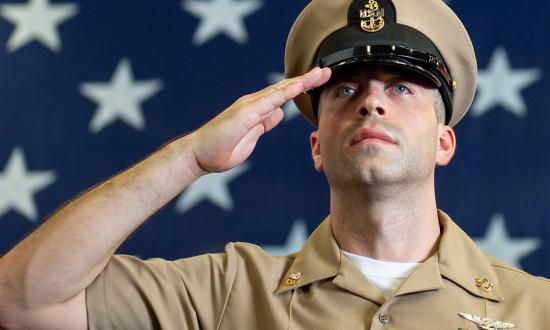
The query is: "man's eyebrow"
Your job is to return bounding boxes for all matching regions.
[328,75,362,84]
[386,73,436,87]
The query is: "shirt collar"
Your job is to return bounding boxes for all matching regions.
[274,217,340,295]
[274,211,504,302]
[436,210,504,302]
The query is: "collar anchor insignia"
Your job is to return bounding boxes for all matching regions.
[359,0,384,33]
[458,312,515,329]
[283,272,303,286]
[474,276,494,292]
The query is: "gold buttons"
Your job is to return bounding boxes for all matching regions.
[283,272,303,286]
[451,80,458,90]
[475,276,494,292]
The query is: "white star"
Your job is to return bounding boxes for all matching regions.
[182,0,262,46]
[262,219,308,256]
[79,59,164,133]
[472,47,541,118]
[0,0,78,52]
[0,147,56,222]
[268,72,301,122]
[474,214,541,269]
[175,163,250,213]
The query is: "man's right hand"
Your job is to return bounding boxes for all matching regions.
[188,67,331,175]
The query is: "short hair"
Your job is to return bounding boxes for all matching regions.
[433,89,445,124]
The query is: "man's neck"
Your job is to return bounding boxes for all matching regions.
[329,181,441,263]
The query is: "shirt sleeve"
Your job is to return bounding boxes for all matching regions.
[86,243,239,330]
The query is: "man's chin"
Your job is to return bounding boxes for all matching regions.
[327,166,402,188]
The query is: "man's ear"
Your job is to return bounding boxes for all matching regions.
[310,130,323,171]
[436,125,456,166]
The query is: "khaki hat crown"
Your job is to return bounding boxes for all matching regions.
[284,0,477,127]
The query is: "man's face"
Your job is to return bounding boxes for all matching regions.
[310,64,455,189]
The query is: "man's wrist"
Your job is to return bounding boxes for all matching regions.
[160,134,207,185]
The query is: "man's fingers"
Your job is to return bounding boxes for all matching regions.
[301,67,332,91]
[262,108,284,133]
[228,66,331,133]
[248,67,332,117]
[268,67,331,98]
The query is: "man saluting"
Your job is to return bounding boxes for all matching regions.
[1,0,549,329]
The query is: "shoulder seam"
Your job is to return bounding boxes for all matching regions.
[492,264,550,283]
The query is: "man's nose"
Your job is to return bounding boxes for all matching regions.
[358,90,386,118]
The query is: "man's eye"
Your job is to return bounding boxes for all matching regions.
[392,83,411,94]
[336,86,356,97]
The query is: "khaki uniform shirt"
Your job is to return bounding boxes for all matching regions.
[86,211,550,329]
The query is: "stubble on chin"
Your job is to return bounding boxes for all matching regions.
[324,146,402,189]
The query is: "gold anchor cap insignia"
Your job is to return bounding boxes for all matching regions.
[475,276,494,292]
[458,312,515,329]
[283,272,303,286]
[359,0,385,33]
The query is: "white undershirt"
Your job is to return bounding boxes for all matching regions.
[341,250,420,299]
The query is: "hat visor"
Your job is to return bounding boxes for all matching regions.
[318,45,451,88]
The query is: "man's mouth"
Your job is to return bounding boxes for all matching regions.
[350,127,396,146]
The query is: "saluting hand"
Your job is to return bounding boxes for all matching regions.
[188,67,331,175]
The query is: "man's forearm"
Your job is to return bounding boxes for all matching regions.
[0,135,202,315]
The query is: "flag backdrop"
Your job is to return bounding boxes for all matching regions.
[1,0,549,278]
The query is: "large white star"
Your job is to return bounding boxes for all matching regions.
[0,147,56,222]
[182,0,262,46]
[0,0,78,52]
[175,163,250,213]
[472,47,541,118]
[268,72,301,122]
[79,59,164,133]
[474,214,541,269]
[262,219,308,256]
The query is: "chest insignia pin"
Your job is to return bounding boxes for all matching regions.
[458,312,515,329]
